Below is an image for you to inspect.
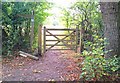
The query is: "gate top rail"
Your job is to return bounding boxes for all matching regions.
[46,28,76,31]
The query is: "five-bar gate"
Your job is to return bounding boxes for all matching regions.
[43,26,78,53]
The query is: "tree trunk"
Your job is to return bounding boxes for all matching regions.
[100,2,120,58]
[118,2,120,57]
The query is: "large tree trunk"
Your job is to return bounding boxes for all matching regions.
[100,2,120,58]
[118,2,120,57]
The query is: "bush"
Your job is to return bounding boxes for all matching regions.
[80,35,120,81]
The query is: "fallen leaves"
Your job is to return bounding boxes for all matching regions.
[18,63,24,66]
[60,76,64,80]
[32,69,43,73]
[3,50,82,81]
[10,62,24,68]
[48,79,55,81]
[61,51,82,81]
[66,65,75,72]
[63,73,80,81]
[7,74,12,77]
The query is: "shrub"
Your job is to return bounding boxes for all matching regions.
[80,35,120,81]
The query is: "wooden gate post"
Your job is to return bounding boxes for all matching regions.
[43,26,46,53]
[38,24,42,56]
[79,27,82,54]
[75,27,78,53]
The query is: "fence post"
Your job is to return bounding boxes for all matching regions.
[75,27,78,53]
[30,12,34,51]
[38,24,42,56]
[79,27,82,54]
[43,26,46,53]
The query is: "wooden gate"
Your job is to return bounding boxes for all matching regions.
[43,26,79,53]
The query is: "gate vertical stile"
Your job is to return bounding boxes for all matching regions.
[44,26,46,53]
[75,27,78,53]
[79,27,82,54]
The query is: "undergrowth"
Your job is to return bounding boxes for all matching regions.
[79,35,120,81]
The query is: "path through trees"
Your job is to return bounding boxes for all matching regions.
[2,50,81,81]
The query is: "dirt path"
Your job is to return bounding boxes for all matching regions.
[2,50,81,81]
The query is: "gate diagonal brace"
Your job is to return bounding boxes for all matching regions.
[46,30,70,47]
[46,30,75,51]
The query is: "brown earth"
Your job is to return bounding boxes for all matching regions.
[2,50,82,81]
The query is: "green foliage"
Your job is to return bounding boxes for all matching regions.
[61,8,73,28]
[61,1,102,30]
[2,1,52,56]
[60,1,120,81]
[104,56,120,73]
[61,1,103,50]
[80,35,120,81]
[33,2,52,49]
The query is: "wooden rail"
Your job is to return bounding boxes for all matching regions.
[37,26,80,56]
[46,40,75,42]
[46,44,76,46]
[46,34,75,36]
[43,27,78,53]
[47,49,75,50]
[46,28,76,31]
